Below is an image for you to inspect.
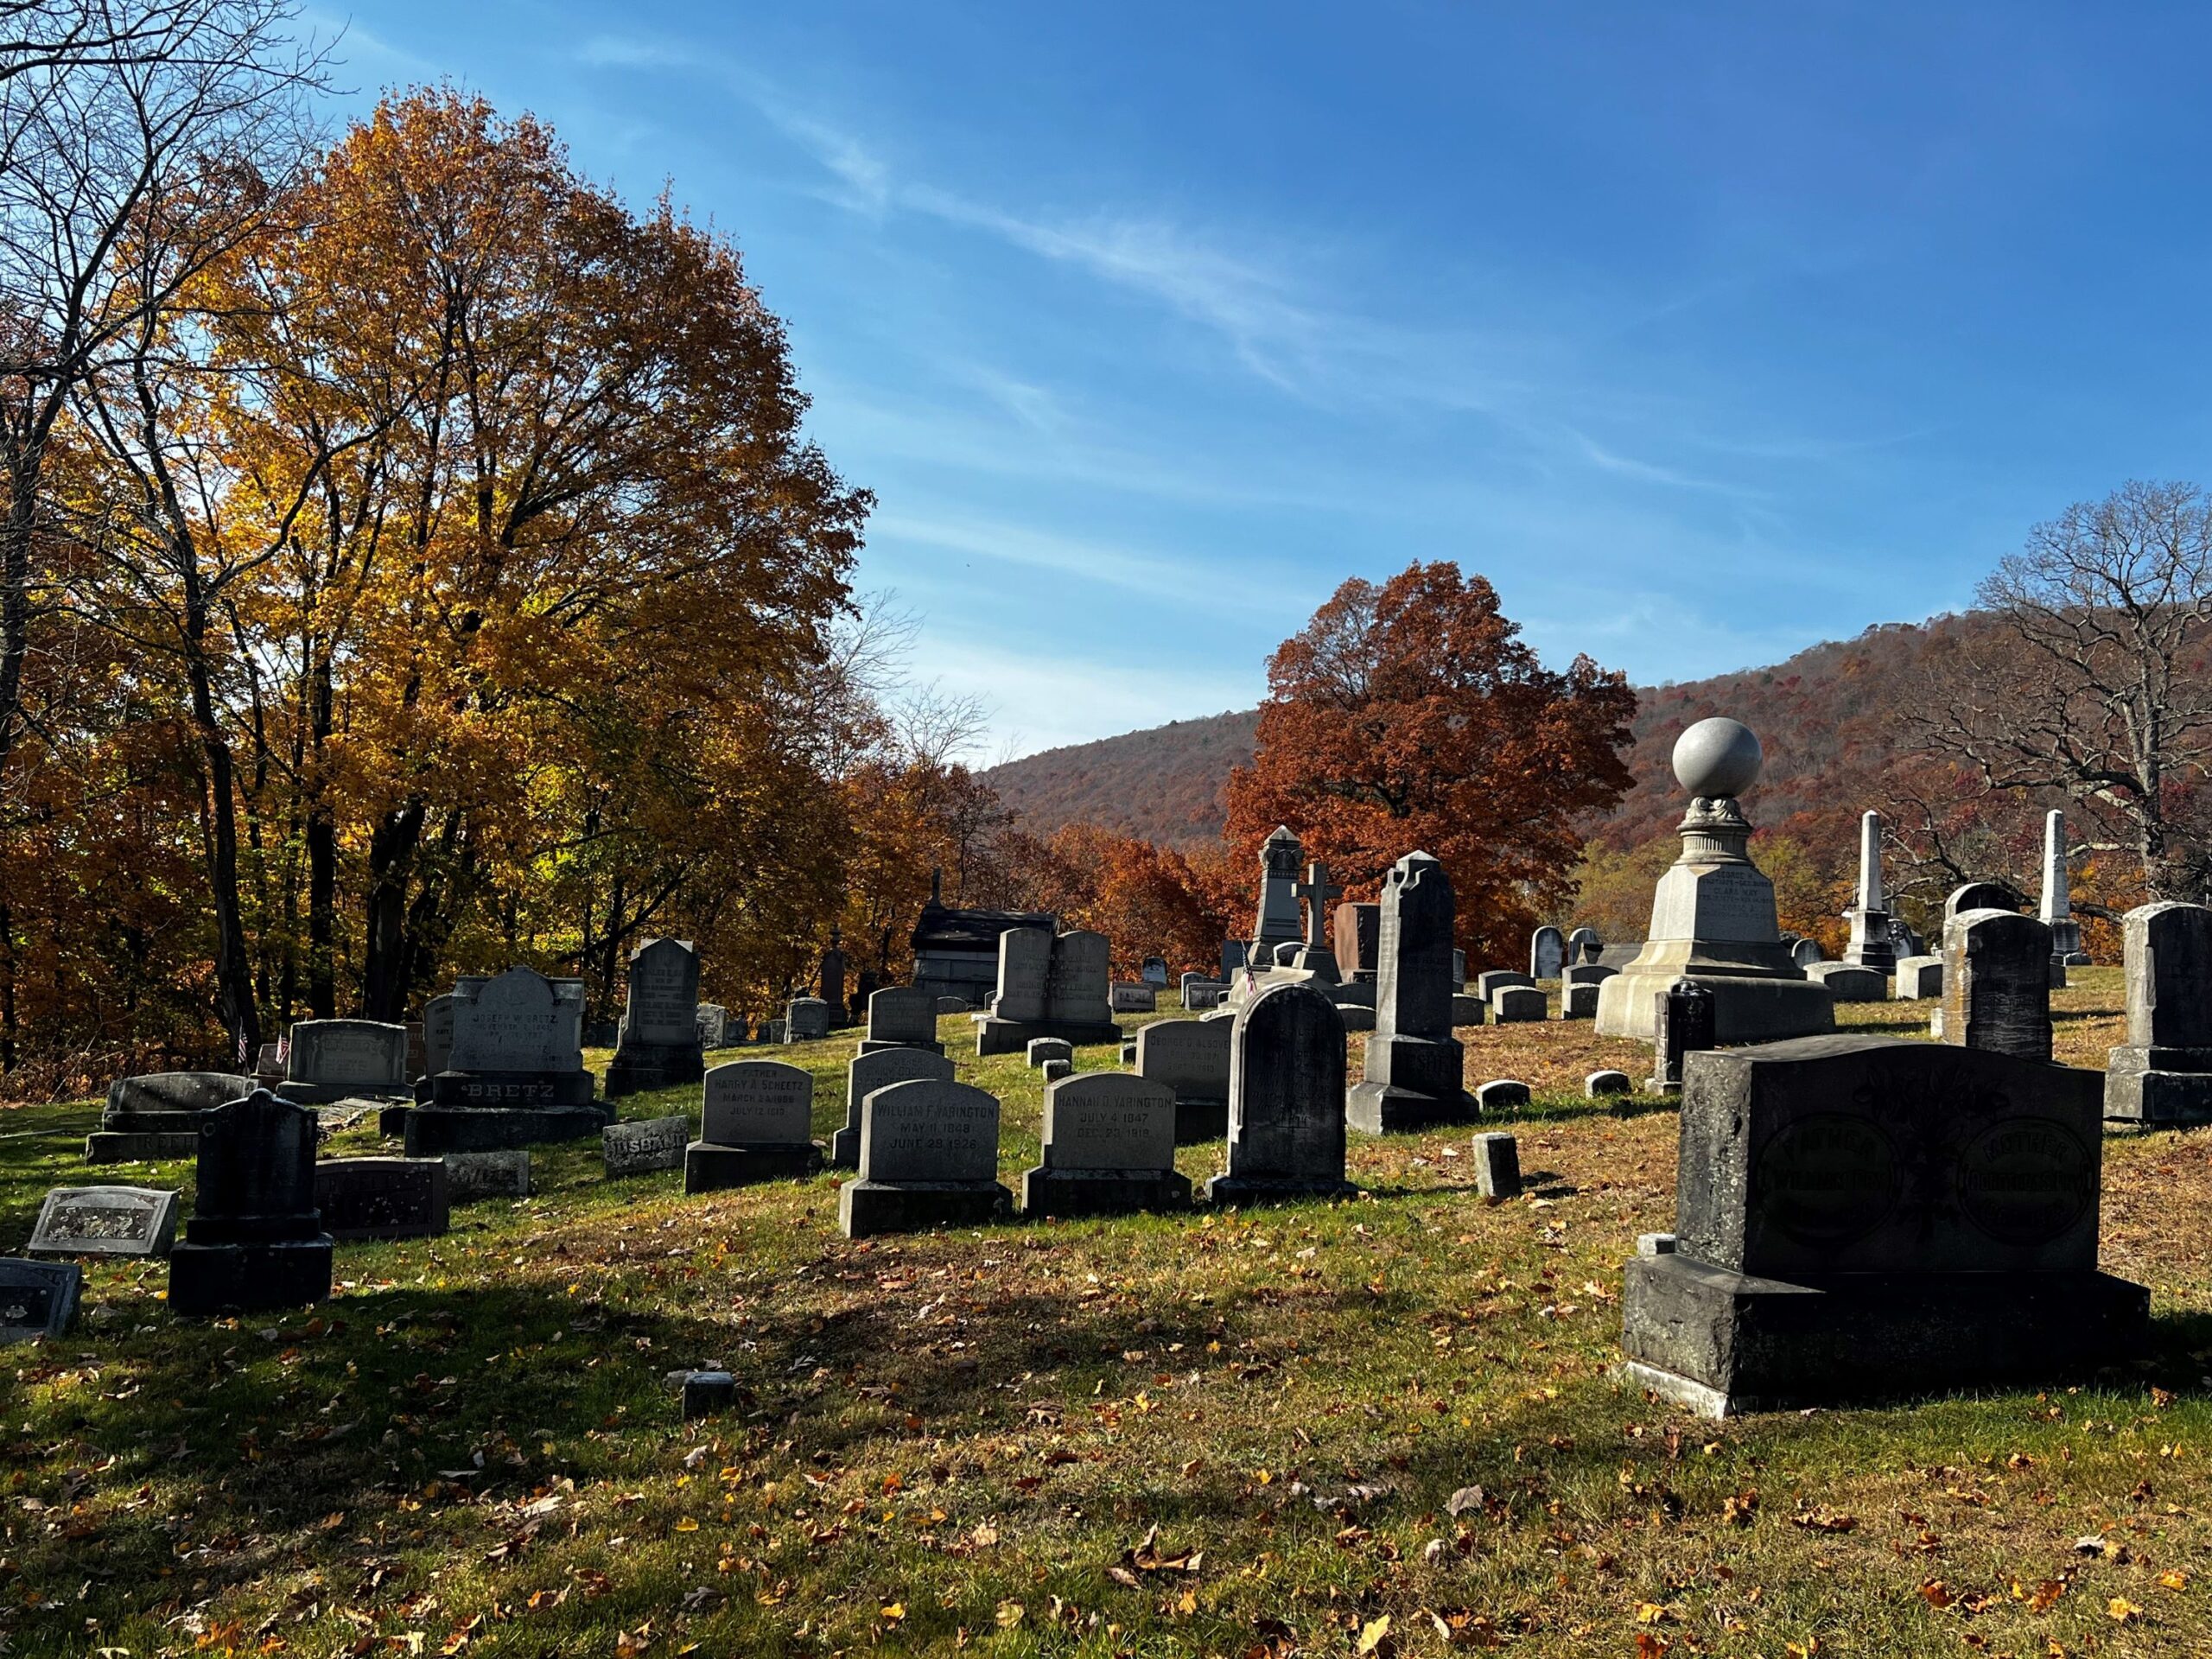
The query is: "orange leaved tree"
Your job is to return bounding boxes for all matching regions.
[1224,562,1637,966]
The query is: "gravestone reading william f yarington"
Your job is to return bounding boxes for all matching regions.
[839,1078,1011,1237]
[1620,1035,2149,1414]
[29,1185,180,1258]
[167,1090,334,1316]
[1349,851,1470,1132]
[688,1059,822,1191]
[605,938,706,1097]
[829,1046,956,1168]
[1020,1072,1190,1216]
[1207,981,1357,1205]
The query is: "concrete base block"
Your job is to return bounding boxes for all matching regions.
[168,1236,334,1317]
[838,1178,1011,1238]
[1020,1166,1192,1217]
[1203,1174,1359,1207]
[403,1105,609,1154]
[85,1131,199,1164]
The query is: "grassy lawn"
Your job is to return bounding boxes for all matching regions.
[4,967,2211,1656]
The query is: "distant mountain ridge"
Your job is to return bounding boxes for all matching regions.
[982,618,1960,855]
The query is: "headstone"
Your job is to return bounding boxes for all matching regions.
[1027,1037,1073,1068]
[935,995,970,1014]
[1843,810,1897,972]
[1887,917,1925,958]
[1620,1035,2150,1414]
[1563,962,1615,989]
[695,1004,728,1049]
[1141,956,1170,989]
[28,1185,180,1258]
[1491,986,1547,1023]
[1450,993,1486,1027]
[1650,978,1715,1094]
[86,1071,254,1164]
[603,1115,690,1178]
[1221,938,1248,980]
[423,993,457,1078]
[1562,982,1600,1019]
[992,927,1053,1023]
[1471,1132,1521,1200]
[1585,1070,1632,1098]
[2043,809,2090,965]
[1474,1079,1530,1113]
[784,997,831,1042]
[253,1042,286,1082]
[1180,975,1227,1011]
[1594,718,1834,1043]
[1119,1039,1138,1065]
[1272,941,1302,969]
[1021,1072,1190,1216]
[277,1018,410,1104]
[764,1019,786,1044]
[1451,949,1467,991]
[1347,851,1468,1133]
[1804,963,1885,1001]
[1946,881,2020,918]
[1252,826,1306,957]
[2104,901,2212,1124]
[167,1090,334,1316]
[860,986,944,1055]
[1789,938,1824,969]
[1567,926,1602,965]
[408,966,603,1154]
[690,1058,823,1189]
[1206,982,1356,1205]
[1110,982,1157,1013]
[0,1259,80,1343]
[1135,1016,1234,1141]
[853,968,880,1018]
[605,939,706,1097]
[314,1158,448,1240]
[830,1046,957,1167]
[819,929,849,1027]
[1894,957,1943,999]
[839,1078,1011,1237]
[1529,926,1566,981]
[682,1370,738,1419]
[1941,909,2053,1061]
[1476,970,1534,1000]
[976,929,1120,1054]
[443,1149,531,1201]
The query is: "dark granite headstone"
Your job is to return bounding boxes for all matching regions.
[0,1259,80,1343]
[168,1090,334,1316]
[1331,901,1382,983]
[28,1185,179,1258]
[1945,881,2021,918]
[819,932,849,1027]
[2105,900,2212,1123]
[314,1158,449,1240]
[1206,981,1356,1205]
[605,938,707,1098]
[1348,851,1469,1132]
[1020,1073,1190,1216]
[1620,1036,2149,1414]
[1941,909,2053,1061]
[1650,978,1715,1093]
[408,966,606,1153]
[1472,1132,1521,1200]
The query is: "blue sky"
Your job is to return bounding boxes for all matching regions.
[329,3,2212,757]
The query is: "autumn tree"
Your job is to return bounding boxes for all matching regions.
[1226,562,1637,965]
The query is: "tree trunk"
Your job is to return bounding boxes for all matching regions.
[360,798,427,1021]
[184,613,259,1059]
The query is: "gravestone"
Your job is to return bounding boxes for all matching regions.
[1650,979,1714,1094]
[253,1042,286,1082]
[1110,982,1158,1013]
[279,1019,410,1104]
[935,995,970,1014]
[1563,961,1615,989]
[1476,970,1535,1000]
[1471,1132,1521,1200]
[1789,938,1824,969]
[1940,909,2053,1061]
[1804,963,1885,1001]
[1141,957,1170,989]
[1181,974,1228,1011]
[444,1149,531,1201]
[2104,901,2212,1123]
[690,1058,823,1189]
[819,929,849,1027]
[1475,1079,1530,1113]
[859,986,944,1056]
[1042,1057,1073,1081]
[1562,982,1600,1019]
[1136,1016,1234,1141]
[1946,881,2020,918]
[1020,1072,1190,1216]
[991,927,1052,1022]
[1894,957,1943,999]
[696,1005,729,1049]
[86,1071,253,1164]
[2043,808,2091,966]
[605,938,706,1097]
[168,1090,334,1316]
[784,996,831,1042]
[1450,992,1486,1026]
[1567,926,1602,965]
[408,966,605,1154]
[1491,986,1547,1023]
[1120,1039,1139,1065]
[0,1260,79,1343]
[1272,941,1302,969]
[1620,1035,2150,1414]
[1349,851,1469,1133]
[1027,1037,1073,1067]
[28,1185,179,1258]
[839,1078,1011,1237]
[314,1158,448,1240]
[1451,949,1467,990]
[764,1019,786,1044]
[1843,810,1897,972]
[1206,982,1356,1205]
[1251,826,1306,958]
[830,1047,956,1167]
[1586,1069,1632,1097]
[1220,938,1248,980]
[976,930,1119,1054]
[423,993,458,1078]
[1332,901,1382,983]
[603,1115,690,1178]
[1529,926,1566,981]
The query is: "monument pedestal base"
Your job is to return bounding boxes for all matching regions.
[604,1043,705,1099]
[1596,966,1834,1044]
[403,1105,609,1154]
[1346,1079,1474,1134]
[1620,1252,2149,1416]
[1203,1174,1359,1208]
[972,1018,1121,1057]
[838,1178,1011,1237]
[684,1140,823,1192]
[1173,1099,1229,1143]
[2104,1046,2212,1123]
[168,1236,334,1316]
[1020,1166,1192,1217]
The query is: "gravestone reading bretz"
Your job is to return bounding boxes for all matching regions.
[408,966,604,1154]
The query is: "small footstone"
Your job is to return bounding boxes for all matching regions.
[1471,1132,1521,1202]
[1637,1233,1676,1256]
[1041,1058,1073,1082]
[1027,1038,1073,1068]
[1894,957,1943,1000]
[1585,1070,1632,1098]
[0,1259,81,1342]
[1119,1041,1138,1065]
[1805,963,1886,1001]
[681,1370,737,1419]
[1475,1079,1530,1114]
[1450,994,1486,1027]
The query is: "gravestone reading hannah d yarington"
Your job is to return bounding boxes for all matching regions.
[1020,1072,1190,1217]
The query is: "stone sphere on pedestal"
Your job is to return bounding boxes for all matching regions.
[1673,718,1763,798]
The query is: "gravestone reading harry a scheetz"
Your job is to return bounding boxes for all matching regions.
[688,1059,822,1191]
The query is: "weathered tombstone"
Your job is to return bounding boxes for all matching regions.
[1804,963,1885,1001]
[1946,881,2020,918]
[1348,851,1468,1133]
[1272,941,1302,969]
[2104,901,2212,1124]
[605,938,706,1097]
[1474,1079,1530,1113]
[1180,974,1227,1011]
[1620,1035,2150,1414]
[697,1005,731,1049]
[167,1090,334,1316]
[681,1370,737,1419]
[1789,938,1824,969]
[1450,992,1486,1027]
[764,1019,787,1045]
[1042,1057,1073,1081]
[830,1046,956,1167]
[1585,1069,1632,1098]
[1471,1132,1521,1200]
[1451,949,1467,991]
[1027,1037,1073,1068]
[991,927,1052,1023]
[1141,956,1170,989]
[838,1079,1011,1237]
[1220,938,1248,980]
[784,997,831,1043]
[408,966,604,1154]
[28,1185,180,1259]
[1940,909,2053,1061]
[1529,926,1566,981]
[86,1071,253,1164]
[1650,979,1715,1094]
[443,1149,531,1201]
[1136,1016,1234,1141]
[1049,931,1114,1025]
[1567,926,1602,965]
[1020,1073,1189,1216]
[1562,982,1600,1020]
[1563,961,1616,989]
[2042,809,2091,965]
[934,995,970,1015]
[1843,810,1897,972]
[279,1019,410,1104]
[1476,969,1535,1001]
[253,1042,286,1082]
[819,928,849,1027]
[689,1059,823,1189]
[603,1115,690,1178]
[976,929,1121,1054]
[314,1158,449,1240]
[1206,982,1356,1205]
[1251,826,1306,959]
[0,1260,79,1343]
[1491,986,1547,1023]
[1110,982,1157,1013]
[1119,1039,1139,1064]
[1331,901,1382,983]
[423,993,458,1079]
[860,986,944,1056]
[1894,957,1943,999]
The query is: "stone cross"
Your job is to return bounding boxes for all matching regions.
[1294,861,1343,949]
